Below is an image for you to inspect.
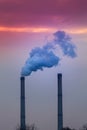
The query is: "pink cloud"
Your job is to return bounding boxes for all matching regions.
[0,0,87,28]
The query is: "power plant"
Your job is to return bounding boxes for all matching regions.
[20,73,63,130]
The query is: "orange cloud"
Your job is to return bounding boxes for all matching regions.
[0,26,87,34]
[0,26,56,33]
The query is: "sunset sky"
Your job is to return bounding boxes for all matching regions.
[0,0,87,130]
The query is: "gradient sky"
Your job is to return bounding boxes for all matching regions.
[0,0,87,130]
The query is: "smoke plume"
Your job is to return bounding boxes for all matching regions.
[21,31,77,76]
[54,31,76,58]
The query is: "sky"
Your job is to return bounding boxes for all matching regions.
[0,0,87,130]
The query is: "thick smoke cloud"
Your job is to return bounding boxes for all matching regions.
[21,47,59,76]
[21,31,77,76]
[54,31,76,58]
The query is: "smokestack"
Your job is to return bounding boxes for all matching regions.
[58,73,63,130]
[20,77,26,130]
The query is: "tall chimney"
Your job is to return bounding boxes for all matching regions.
[58,73,63,130]
[20,76,26,130]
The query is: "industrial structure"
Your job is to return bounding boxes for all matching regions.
[58,73,63,130]
[20,77,26,130]
[20,73,63,130]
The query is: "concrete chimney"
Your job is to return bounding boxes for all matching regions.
[58,73,63,130]
[20,76,26,130]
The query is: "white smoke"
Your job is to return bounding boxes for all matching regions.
[54,31,76,58]
[21,31,77,76]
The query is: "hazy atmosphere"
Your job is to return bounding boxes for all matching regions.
[0,0,87,130]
